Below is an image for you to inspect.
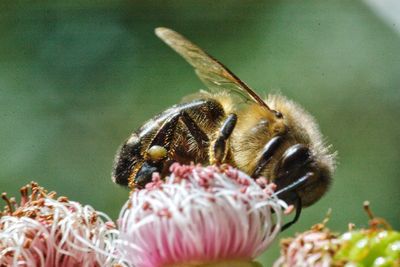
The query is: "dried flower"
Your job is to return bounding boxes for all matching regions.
[273,223,341,267]
[0,182,120,267]
[118,163,288,267]
[274,203,400,267]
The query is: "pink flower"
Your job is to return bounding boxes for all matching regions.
[118,163,288,267]
[0,183,120,267]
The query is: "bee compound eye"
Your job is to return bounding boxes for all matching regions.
[147,145,167,161]
[278,144,311,175]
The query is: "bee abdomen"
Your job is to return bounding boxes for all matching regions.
[112,98,227,187]
[112,133,143,186]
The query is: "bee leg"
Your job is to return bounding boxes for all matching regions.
[180,111,209,146]
[149,111,209,151]
[149,113,181,149]
[135,111,210,188]
[134,113,182,188]
[210,113,238,164]
[135,161,163,188]
[281,194,302,232]
[251,136,283,178]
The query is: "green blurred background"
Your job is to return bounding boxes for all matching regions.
[1,1,399,265]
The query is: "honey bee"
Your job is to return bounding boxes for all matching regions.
[112,27,335,229]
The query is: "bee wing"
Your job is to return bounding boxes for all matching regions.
[155,27,271,110]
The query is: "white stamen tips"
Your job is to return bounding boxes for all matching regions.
[0,183,122,267]
[118,163,288,267]
[2,165,290,267]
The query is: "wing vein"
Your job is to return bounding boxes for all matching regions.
[155,27,271,111]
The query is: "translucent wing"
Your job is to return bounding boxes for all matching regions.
[155,27,271,110]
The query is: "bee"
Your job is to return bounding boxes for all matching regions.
[112,27,335,229]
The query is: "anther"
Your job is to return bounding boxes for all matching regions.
[20,186,29,205]
[363,201,392,230]
[363,200,374,220]
[89,213,98,224]
[57,196,69,203]
[9,197,17,211]
[2,192,14,214]
[47,191,57,199]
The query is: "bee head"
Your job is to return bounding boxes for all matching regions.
[265,94,336,207]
